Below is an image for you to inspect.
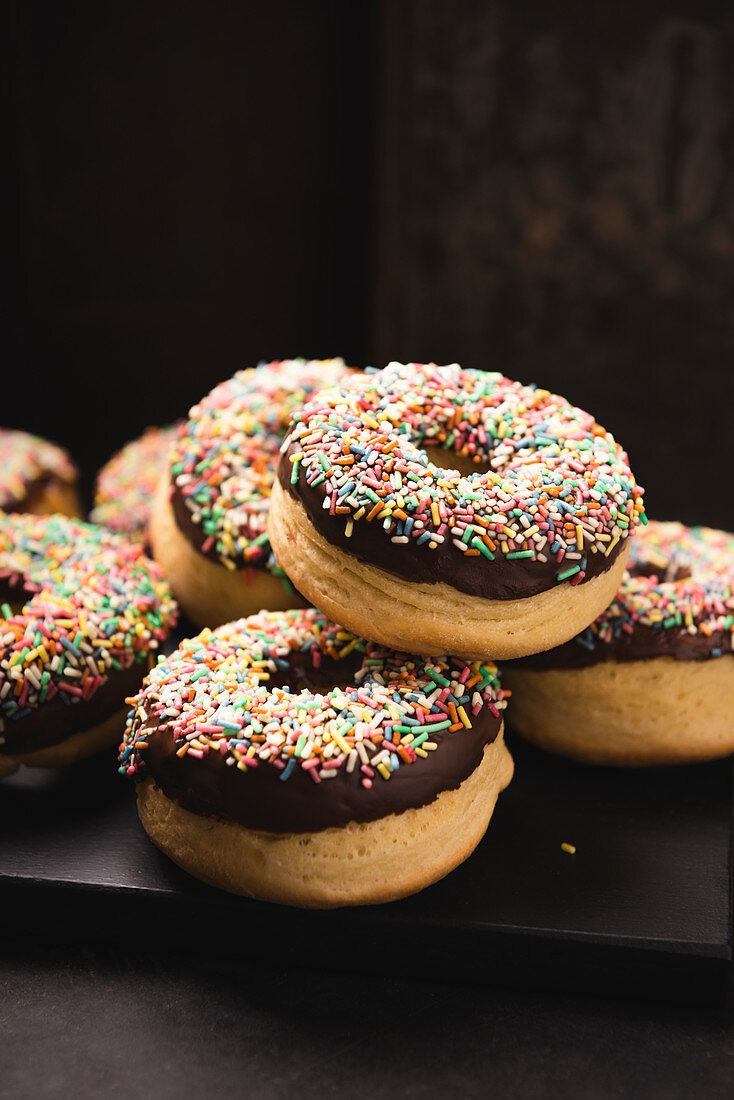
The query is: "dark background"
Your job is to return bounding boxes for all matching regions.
[4,0,375,500]
[5,1,734,528]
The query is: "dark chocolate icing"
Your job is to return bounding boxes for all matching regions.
[0,661,147,756]
[509,625,731,670]
[278,443,621,600]
[170,482,225,564]
[141,707,501,833]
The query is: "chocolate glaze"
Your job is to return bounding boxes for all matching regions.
[171,482,226,563]
[141,707,501,833]
[171,480,275,580]
[278,443,621,600]
[510,625,731,670]
[0,661,147,756]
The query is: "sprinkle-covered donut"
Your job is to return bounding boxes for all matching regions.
[503,521,734,764]
[92,424,181,545]
[151,358,354,626]
[0,428,82,518]
[120,608,512,907]
[269,362,645,660]
[0,513,178,776]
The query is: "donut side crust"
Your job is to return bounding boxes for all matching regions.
[136,725,513,908]
[150,474,307,627]
[502,655,734,765]
[268,480,629,661]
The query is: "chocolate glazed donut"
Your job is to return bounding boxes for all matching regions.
[502,521,734,765]
[0,428,82,519]
[150,358,355,627]
[120,609,514,907]
[268,362,645,660]
[0,513,177,774]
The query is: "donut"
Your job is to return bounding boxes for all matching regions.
[0,428,82,518]
[91,424,181,545]
[119,608,512,907]
[502,521,734,765]
[0,513,178,776]
[151,358,354,627]
[268,362,645,661]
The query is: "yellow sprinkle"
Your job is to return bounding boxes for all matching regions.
[561,842,576,855]
[576,524,584,550]
[345,519,353,538]
[377,762,391,780]
[457,706,472,728]
[332,730,350,755]
[431,503,440,526]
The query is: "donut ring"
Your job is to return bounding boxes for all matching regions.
[151,358,354,627]
[0,513,178,775]
[269,362,645,660]
[120,608,513,908]
[0,428,82,518]
[502,521,734,765]
[92,424,181,546]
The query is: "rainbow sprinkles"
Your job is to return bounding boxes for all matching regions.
[282,362,646,592]
[0,513,177,743]
[120,607,507,791]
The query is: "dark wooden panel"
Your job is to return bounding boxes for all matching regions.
[3,1,374,496]
[375,1,734,530]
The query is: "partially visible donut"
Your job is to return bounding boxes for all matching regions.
[151,358,354,627]
[92,424,181,546]
[0,428,82,518]
[269,362,645,660]
[0,513,178,775]
[120,608,513,907]
[502,521,734,765]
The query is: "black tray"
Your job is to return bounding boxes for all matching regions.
[1,731,731,1003]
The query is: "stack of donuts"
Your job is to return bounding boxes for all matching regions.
[5,357,732,911]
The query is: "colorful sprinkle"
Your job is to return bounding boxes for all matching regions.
[92,424,181,544]
[572,521,734,653]
[120,608,507,786]
[284,362,645,586]
[0,513,178,741]
[168,359,353,573]
[0,429,77,510]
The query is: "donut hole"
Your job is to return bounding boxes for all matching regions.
[267,649,365,696]
[428,448,493,479]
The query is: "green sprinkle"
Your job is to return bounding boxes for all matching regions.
[557,565,581,581]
